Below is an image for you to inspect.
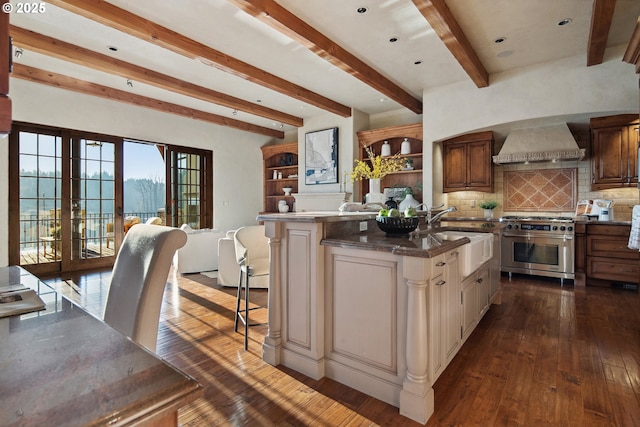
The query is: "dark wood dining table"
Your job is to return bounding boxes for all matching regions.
[0,266,202,427]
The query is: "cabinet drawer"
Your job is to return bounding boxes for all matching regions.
[587,257,640,283]
[586,235,640,259]
[587,224,631,237]
[432,254,447,278]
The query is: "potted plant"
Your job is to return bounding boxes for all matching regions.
[479,200,498,219]
[404,158,414,170]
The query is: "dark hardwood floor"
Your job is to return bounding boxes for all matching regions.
[42,270,640,426]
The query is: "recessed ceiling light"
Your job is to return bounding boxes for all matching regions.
[357,7,367,14]
[494,37,506,44]
[414,60,423,65]
[107,46,118,52]
[389,37,398,43]
[558,18,572,26]
[496,50,513,58]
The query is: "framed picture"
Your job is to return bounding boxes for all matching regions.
[305,127,339,185]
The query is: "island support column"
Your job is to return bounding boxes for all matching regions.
[262,221,282,365]
[399,256,434,424]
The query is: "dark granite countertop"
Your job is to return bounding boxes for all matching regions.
[258,212,503,258]
[320,229,471,258]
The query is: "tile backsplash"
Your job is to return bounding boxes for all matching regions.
[446,159,638,221]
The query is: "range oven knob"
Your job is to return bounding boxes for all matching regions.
[552,226,558,231]
[568,226,573,231]
[560,226,566,231]
[514,225,519,229]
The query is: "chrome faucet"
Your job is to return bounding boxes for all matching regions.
[415,203,444,223]
[428,206,457,226]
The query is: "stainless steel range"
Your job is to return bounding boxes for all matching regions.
[500,216,575,284]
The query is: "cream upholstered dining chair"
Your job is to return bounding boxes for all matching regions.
[103,224,187,352]
[233,225,270,350]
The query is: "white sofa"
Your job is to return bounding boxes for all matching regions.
[173,225,226,274]
[217,228,269,288]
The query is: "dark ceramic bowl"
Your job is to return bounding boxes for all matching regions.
[376,216,419,236]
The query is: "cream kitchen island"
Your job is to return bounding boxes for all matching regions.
[256,211,500,424]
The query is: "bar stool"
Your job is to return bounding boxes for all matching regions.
[233,226,270,350]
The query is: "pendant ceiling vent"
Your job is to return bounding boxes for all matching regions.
[492,123,585,164]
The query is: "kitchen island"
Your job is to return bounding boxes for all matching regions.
[256,211,500,424]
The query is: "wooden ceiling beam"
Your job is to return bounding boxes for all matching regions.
[12,63,285,138]
[226,0,423,115]
[46,0,351,118]
[10,26,303,128]
[412,0,489,88]
[587,0,616,66]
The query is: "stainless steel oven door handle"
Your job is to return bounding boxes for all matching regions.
[502,233,573,240]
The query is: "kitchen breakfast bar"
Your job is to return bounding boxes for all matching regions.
[256,211,501,424]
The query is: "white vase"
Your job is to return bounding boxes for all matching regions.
[401,138,411,155]
[381,141,391,157]
[366,178,385,204]
[399,193,420,211]
[483,209,494,219]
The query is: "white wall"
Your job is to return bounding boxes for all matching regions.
[0,79,274,264]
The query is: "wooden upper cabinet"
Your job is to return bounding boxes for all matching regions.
[442,131,493,193]
[0,12,11,133]
[590,114,639,190]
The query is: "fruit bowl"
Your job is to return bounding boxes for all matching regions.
[376,216,419,236]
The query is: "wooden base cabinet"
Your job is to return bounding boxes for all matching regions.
[586,223,640,286]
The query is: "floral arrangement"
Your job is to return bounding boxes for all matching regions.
[350,145,404,181]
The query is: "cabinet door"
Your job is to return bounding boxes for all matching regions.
[591,127,628,189]
[443,143,468,191]
[461,273,477,342]
[466,141,492,191]
[444,251,460,362]
[428,271,445,381]
[476,265,490,318]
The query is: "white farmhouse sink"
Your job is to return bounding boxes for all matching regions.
[435,231,493,278]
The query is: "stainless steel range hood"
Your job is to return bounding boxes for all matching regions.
[492,123,585,164]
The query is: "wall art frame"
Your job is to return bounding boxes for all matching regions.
[305,127,339,185]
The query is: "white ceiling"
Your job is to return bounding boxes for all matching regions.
[9,0,640,136]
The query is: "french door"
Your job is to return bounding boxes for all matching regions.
[9,126,121,274]
[9,124,213,275]
[165,146,212,229]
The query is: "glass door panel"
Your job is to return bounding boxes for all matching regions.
[168,149,210,229]
[70,139,116,261]
[17,131,62,266]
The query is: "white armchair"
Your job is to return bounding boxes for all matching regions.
[218,229,269,288]
[173,225,226,274]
